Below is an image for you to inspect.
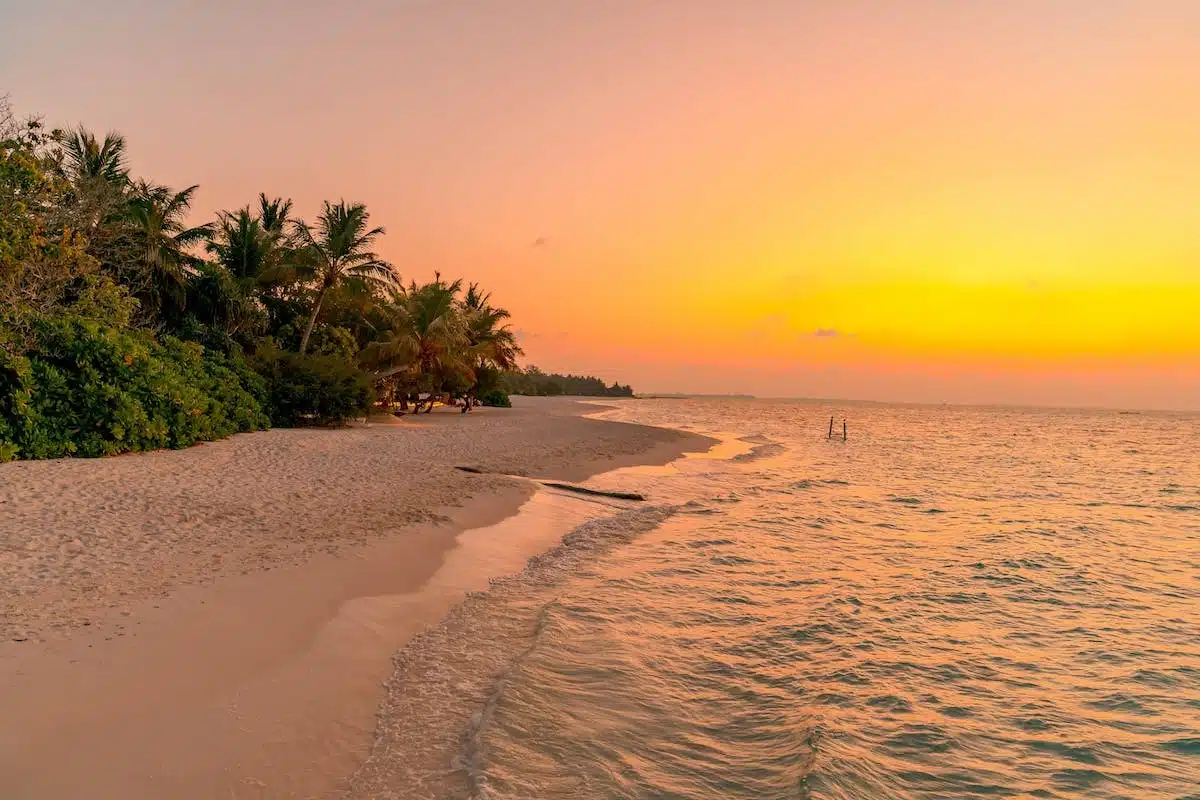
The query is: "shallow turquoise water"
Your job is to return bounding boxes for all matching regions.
[472,400,1200,799]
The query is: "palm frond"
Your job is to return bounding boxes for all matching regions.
[258,194,294,233]
[57,126,129,184]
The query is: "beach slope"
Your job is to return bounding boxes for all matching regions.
[0,397,712,799]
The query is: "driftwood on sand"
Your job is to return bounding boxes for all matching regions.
[455,465,646,501]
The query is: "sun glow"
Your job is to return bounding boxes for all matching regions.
[9,0,1200,406]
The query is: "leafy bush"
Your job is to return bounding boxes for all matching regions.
[306,325,358,360]
[252,345,372,427]
[480,389,511,408]
[0,317,269,460]
[2,120,136,346]
[180,262,268,349]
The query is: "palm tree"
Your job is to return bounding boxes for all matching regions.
[127,180,213,318]
[207,208,271,283]
[461,283,522,406]
[254,194,303,289]
[206,194,303,309]
[360,276,470,410]
[257,193,293,235]
[56,126,129,184]
[291,200,396,354]
[52,126,132,247]
[462,284,522,367]
[197,209,272,336]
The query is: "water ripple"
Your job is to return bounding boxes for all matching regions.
[467,400,1200,799]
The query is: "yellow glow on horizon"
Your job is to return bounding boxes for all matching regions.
[509,114,1200,376]
[20,0,1196,403]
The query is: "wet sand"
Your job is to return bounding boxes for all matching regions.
[0,397,713,799]
[344,505,681,800]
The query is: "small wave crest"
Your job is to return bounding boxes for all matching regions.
[731,435,787,462]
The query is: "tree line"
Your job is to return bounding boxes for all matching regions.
[500,366,633,398]
[1,100,529,460]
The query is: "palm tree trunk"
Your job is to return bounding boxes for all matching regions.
[298,287,328,354]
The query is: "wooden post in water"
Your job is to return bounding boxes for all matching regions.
[843,420,847,441]
[828,416,834,439]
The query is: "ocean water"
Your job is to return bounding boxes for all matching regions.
[461,399,1200,799]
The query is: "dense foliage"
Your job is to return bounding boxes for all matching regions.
[0,99,544,461]
[479,389,512,408]
[0,318,269,459]
[500,366,634,397]
[252,345,372,427]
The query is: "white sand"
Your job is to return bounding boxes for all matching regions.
[0,397,711,799]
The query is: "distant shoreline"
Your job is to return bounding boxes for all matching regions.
[636,393,757,400]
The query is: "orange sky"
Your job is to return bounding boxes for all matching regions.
[4,0,1199,408]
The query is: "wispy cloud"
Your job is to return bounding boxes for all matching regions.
[812,328,840,338]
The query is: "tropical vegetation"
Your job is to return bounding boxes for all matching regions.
[1,100,640,461]
[0,99,547,461]
[500,366,634,398]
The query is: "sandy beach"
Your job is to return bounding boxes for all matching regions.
[0,397,713,799]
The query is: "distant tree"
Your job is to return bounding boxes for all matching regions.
[499,366,634,397]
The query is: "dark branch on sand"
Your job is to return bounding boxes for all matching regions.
[455,466,645,501]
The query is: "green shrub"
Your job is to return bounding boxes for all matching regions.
[306,326,359,361]
[0,317,269,460]
[480,389,511,408]
[252,345,372,426]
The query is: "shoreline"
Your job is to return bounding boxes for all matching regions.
[343,504,684,800]
[0,397,704,645]
[0,397,715,799]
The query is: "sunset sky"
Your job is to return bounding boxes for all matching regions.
[4,1,1199,408]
